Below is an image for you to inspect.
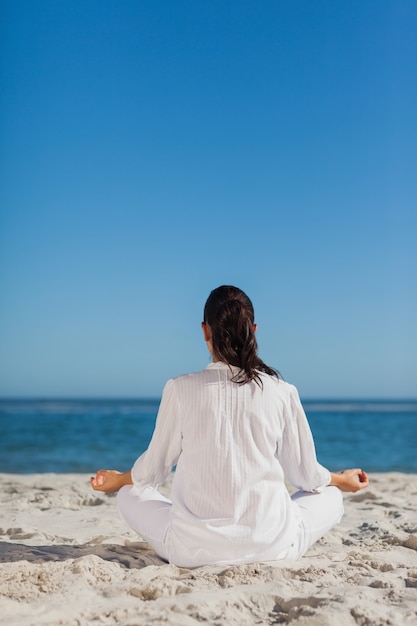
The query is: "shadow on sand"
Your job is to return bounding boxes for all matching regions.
[0,540,166,569]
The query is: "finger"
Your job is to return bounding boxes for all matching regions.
[343,468,362,478]
[350,469,366,481]
[90,476,102,490]
[91,472,107,488]
[355,474,368,489]
[360,470,369,481]
[97,473,106,486]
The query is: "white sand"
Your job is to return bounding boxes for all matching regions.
[0,473,416,626]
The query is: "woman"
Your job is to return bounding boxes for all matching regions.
[91,285,368,567]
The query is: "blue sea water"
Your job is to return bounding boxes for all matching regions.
[0,398,416,474]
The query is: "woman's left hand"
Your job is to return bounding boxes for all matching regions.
[90,469,131,493]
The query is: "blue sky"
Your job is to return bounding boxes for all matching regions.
[1,0,416,398]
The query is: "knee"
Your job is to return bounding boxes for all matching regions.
[325,485,344,521]
[116,484,133,510]
[117,484,133,498]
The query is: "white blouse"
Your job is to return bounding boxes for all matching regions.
[131,361,330,567]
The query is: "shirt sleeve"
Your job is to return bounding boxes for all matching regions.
[131,378,182,491]
[276,384,330,492]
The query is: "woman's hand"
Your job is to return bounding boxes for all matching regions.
[90,469,132,493]
[330,468,369,493]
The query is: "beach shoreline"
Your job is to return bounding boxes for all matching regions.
[1,472,416,625]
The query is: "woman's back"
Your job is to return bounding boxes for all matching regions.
[159,362,328,567]
[174,362,286,517]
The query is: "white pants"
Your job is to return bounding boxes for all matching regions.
[284,487,344,560]
[117,485,343,564]
[117,486,172,561]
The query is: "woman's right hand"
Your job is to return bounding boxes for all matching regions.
[330,468,369,492]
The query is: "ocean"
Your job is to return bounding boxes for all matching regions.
[1,398,416,474]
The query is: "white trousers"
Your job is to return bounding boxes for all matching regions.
[117,485,344,564]
[285,487,344,560]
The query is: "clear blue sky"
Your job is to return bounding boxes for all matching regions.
[1,0,416,398]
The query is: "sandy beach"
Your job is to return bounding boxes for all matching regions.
[1,472,416,626]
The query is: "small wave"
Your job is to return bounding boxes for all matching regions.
[303,401,417,413]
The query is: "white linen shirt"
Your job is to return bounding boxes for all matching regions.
[131,362,330,567]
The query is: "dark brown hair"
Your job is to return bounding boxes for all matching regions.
[203,285,280,386]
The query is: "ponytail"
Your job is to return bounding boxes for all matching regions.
[203,286,280,386]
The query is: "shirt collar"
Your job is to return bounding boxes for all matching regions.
[206,361,242,374]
